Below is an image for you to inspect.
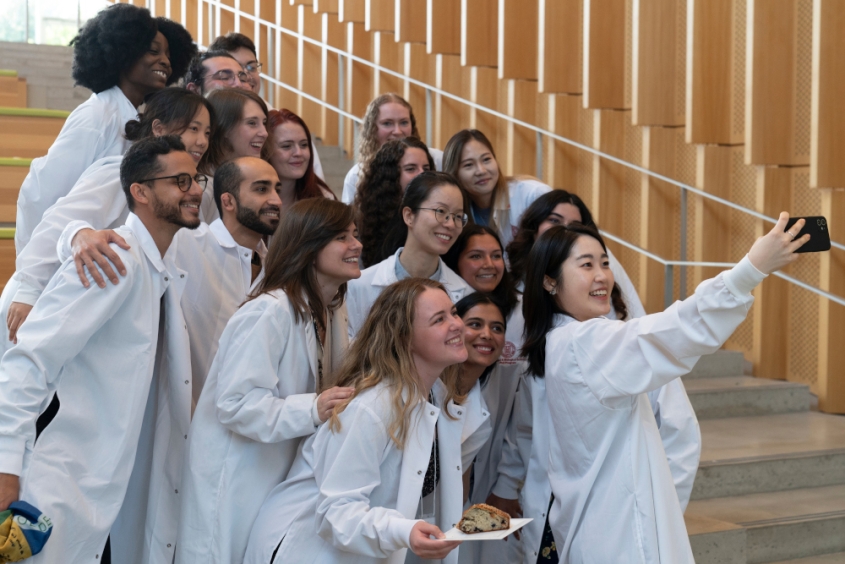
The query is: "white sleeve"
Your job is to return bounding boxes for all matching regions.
[13,175,127,305]
[647,379,701,512]
[0,252,137,475]
[15,112,114,252]
[557,256,766,405]
[214,305,319,442]
[460,383,493,470]
[341,165,359,205]
[491,375,532,499]
[315,402,419,556]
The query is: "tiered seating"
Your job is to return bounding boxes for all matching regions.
[0,70,27,108]
[0,107,69,159]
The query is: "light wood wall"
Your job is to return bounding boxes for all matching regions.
[126,0,845,411]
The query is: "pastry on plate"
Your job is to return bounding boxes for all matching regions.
[457,503,511,534]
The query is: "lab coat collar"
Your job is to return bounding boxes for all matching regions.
[208,218,269,260]
[372,248,469,303]
[103,85,139,124]
[125,213,168,275]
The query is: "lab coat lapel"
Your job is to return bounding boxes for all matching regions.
[304,313,320,387]
[329,302,349,373]
[395,396,437,520]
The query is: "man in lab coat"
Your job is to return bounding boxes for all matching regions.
[61,157,282,405]
[0,135,203,564]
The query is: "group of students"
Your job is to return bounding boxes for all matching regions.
[0,4,811,564]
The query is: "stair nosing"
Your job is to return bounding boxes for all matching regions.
[699,447,845,467]
[738,509,845,528]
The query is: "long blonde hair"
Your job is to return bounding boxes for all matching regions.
[442,129,512,232]
[327,278,463,449]
[358,93,420,178]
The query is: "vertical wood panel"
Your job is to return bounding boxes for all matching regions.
[402,42,436,144]
[818,190,845,411]
[278,2,300,111]
[752,166,792,380]
[366,0,394,31]
[373,32,402,95]
[591,110,629,267]
[469,66,502,144]
[498,0,537,80]
[547,94,582,189]
[461,0,497,67]
[320,13,344,144]
[538,0,582,94]
[395,0,427,43]
[632,0,685,126]
[345,21,374,150]
[810,0,845,188]
[427,0,461,55]
[583,0,626,109]
[340,0,366,22]
[503,80,539,176]
[314,0,340,13]
[434,54,471,149]
[693,145,733,285]
[639,126,680,312]
[298,6,323,132]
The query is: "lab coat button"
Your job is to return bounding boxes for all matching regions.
[164,276,169,281]
[430,411,435,416]
[418,470,423,475]
[185,380,189,384]
[457,466,461,471]
[167,544,172,548]
[457,410,462,415]
[175,489,179,494]
[180,274,184,278]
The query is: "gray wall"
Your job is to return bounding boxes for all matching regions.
[0,41,90,111]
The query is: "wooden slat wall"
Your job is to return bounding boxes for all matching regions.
[119,0,845,411]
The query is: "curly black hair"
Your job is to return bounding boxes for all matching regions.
[354,137,435,268]
[70,4,196,93]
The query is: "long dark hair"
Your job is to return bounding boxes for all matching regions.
[261,108,332,201]
[379,171,463,263]
[507,189,596,285]
[205,89,268,170]
[522,224,627,377]
[249,199,354,331]
[355,138,435,267]
[124,89,216,174]
[442,224,518,317]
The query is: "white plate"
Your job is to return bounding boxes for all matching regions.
[439,518,533,541]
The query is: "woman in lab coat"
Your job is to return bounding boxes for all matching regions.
[355,137,435,268]
[244,278,467,564]
[261,108,335,208]
[522,217,807,563]
[341,93,444,205]
[442,130,551,249]
[490,190,700,563]
[15,3,196,253]
[3,88,215,349]
[346,171,469,339]
[200,88,269,221]
[176,198,359,564]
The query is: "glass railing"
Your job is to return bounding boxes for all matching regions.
[0,0,107,46]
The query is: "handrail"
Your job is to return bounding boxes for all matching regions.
[149,0,845,309]
[194,0,844,252]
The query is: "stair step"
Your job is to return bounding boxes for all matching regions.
[693,412,845,499]
[686,376,810,419]
[687,485,845,563]
[769,552,845,563]
[684,349,745,379]
[686,514,747,564]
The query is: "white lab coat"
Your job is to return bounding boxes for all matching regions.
[545,256,765,563]
[170,219,268,405]
[176,290,349,564]
[479,178,551,250]
[346,248,469,340]
[243,379,467,564]
[0,213,192,564]
[486,254,701,563]
[15,86,137,253]
[0,156,128,356]
[341,148,444,205]
[460,379,493,471]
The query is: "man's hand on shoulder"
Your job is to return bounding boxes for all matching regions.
[71,228,130,289]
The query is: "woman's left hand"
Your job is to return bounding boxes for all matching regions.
[316,386,355,422]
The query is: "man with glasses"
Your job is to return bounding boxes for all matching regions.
[63,157,282,405]
[208,32,326,181]
[185,50,251,95]
[0,136,201,564]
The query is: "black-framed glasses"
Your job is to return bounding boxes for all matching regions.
[139,173,208,192]
[417,207,468,227]
[244,62,263,74]
[208,69,249,85]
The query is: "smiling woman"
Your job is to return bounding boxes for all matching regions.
[13,3,197,255]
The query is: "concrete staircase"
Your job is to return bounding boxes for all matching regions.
[0,41,90,112]
[685,351,845,563]
[314,141,353,199]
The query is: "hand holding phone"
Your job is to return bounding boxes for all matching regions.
[784,216,831,253]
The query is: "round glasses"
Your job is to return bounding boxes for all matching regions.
[208,69,249,85]
[417,207,468,227]
[139,173,209,192]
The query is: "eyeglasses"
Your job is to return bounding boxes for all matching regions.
[138,173,209,192]
[244,62,263,74]
[208,69,250,85]
[417,207,468,227]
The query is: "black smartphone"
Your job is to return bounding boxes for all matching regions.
[784,216,831,253]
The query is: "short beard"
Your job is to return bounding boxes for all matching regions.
[153,194,201,230]
[236,202,279,236]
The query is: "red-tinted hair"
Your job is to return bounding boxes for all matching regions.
[262,109,333,201]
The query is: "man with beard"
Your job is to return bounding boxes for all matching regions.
[0,136,202,563]
[60,156,282,405]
